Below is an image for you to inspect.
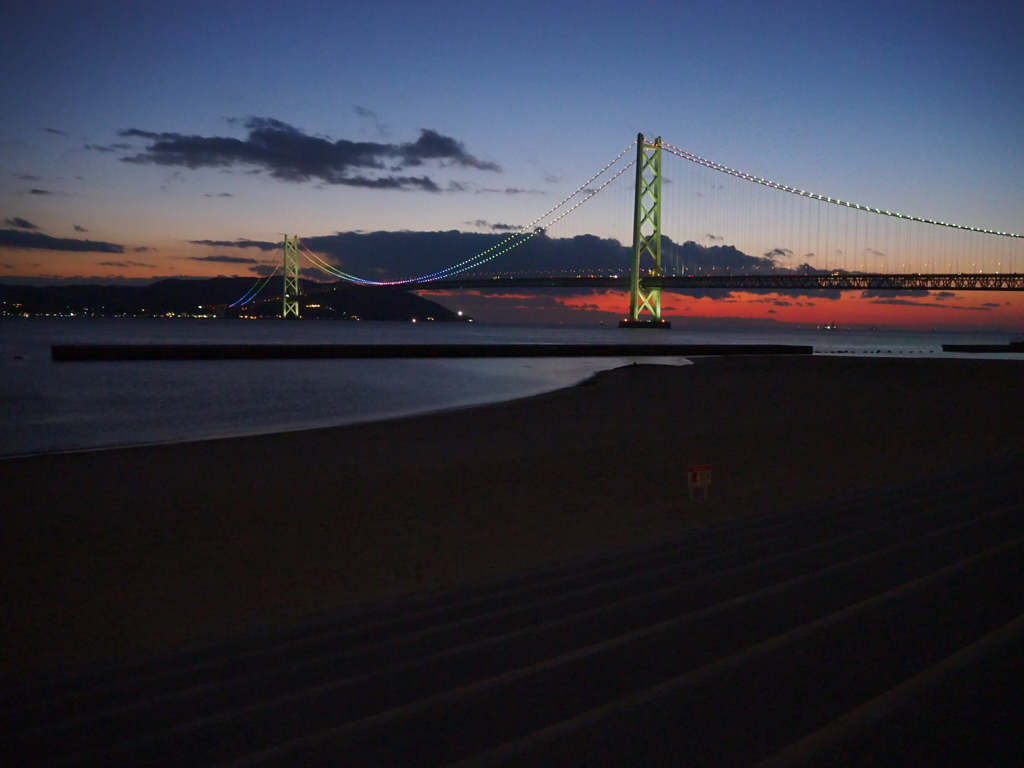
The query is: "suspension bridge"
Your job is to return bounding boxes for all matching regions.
[229,134,1024,325]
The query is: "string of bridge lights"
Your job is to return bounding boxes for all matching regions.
[659,141,1022,239]
[404,141,638,284]
[230,135,1022,309]
[228,254,280,307]
[300,143,638,285]
[299,244,366,281]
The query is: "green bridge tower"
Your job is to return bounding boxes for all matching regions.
[283,235,301,318]
[620,133,670,328]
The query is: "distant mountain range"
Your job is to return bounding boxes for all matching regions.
[0,277,467,322]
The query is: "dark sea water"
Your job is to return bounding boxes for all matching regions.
[0,318,1018,456]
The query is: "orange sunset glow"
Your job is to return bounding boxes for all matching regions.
[419,288,1022,330]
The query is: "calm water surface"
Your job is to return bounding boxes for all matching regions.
[1,318,1018,456]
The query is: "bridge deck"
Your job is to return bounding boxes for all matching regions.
[397,273,1024,291]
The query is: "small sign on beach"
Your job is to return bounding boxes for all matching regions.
[688,464,712,501]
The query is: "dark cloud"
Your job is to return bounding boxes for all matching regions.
[203,192,234,197]
[934,291,956,299]
[469,220,520,231]
[30,189,53,195]
[1,274,187,287]
[3,263,14,269]
[189,238,278,251]
[705,234,723,242]
[13,173,42,181]
[301,230,629,284]
[74,225,88,232]
[298,232,836,302]
[188,254,259,264]
[764,247,794,261]
[397,129,498,170]
[118,118,499,191]
[84,142,132,153]
[353,106,389,137]
[5,217,39,229]
[201,230,848,308]
[666,240,776,273]
[767,309,777,314]
[43,128,68,136]
[249,264,322,280]
[476,187,543,195]
[861,289,929,298]
[338,174,441,192]
[982,302,1001,308]
[131,246,153,252]
[0,229,123,253]
[748,297,805,306]
[99,260,155,268]
[870,298,992,311]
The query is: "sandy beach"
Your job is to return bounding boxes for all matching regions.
[2,355,1022,681]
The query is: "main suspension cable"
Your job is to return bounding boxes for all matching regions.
[300,141,638,286]
[228,252,281,307]
[660,142,1021,238]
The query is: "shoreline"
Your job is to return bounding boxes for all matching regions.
[3,355,1022,681]
[0,358,693,461]
[49,342,812,361]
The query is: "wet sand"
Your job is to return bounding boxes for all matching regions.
[2,355,1022,680]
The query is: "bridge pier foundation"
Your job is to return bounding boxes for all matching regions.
[618,318,672,328]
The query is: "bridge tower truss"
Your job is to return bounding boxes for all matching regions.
[283,235,301,318]
[622,134,669,328]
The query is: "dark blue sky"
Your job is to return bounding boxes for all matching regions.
[1,0,1021,293]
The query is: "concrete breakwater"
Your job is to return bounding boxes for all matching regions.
[941,341,1023,353]
[51,343,814,361]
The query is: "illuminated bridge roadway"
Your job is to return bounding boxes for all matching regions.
[397,273,1024,292]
